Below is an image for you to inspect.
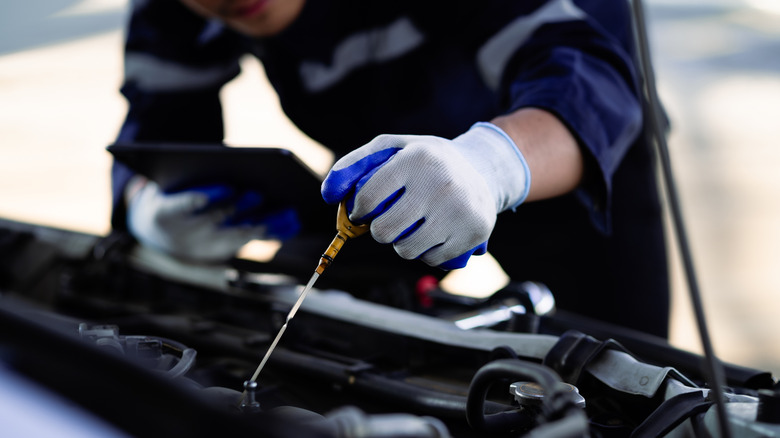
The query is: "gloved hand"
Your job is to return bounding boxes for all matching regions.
[126,177,300,262]
[321,122,531,270]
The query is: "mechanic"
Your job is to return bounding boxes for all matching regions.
[112,0,670,338]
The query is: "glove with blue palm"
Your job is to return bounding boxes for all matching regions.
[126,177,300,262]
[321,122,531,270]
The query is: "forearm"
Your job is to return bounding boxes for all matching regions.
[492,108,584,202]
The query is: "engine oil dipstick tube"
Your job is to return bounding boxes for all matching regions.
[239,200,369,407]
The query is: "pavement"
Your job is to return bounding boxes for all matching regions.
[1,0,779,374]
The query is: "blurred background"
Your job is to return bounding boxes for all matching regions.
[1,0,778,373]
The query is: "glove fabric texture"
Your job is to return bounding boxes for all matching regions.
[321,122,530,270]
[126,178,300,262]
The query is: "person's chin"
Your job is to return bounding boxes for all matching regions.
[226,18,273,37]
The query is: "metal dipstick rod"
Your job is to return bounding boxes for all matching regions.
[239,200,369,407]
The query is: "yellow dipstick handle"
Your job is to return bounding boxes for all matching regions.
[316,200,370,275]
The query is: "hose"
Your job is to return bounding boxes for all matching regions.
[466,359,584,435]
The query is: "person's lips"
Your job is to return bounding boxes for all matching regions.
[232,0,269,18]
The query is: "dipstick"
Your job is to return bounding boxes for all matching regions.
[238,201,369,407]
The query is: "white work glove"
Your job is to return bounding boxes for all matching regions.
[126,178,300,262]
[321,122,531,270]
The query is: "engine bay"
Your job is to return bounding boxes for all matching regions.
[1,217,779,437]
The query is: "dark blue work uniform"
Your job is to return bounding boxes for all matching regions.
[113,0,669,337]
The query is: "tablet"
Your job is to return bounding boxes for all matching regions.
[107,142,334,227]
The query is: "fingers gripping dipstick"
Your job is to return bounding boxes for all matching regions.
[317,200,371,274]
[239,200,369,407]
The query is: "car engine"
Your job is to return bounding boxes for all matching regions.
[1,218,779,438]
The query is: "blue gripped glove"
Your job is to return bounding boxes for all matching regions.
[126,177,300,262]
[321,122,531,270]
